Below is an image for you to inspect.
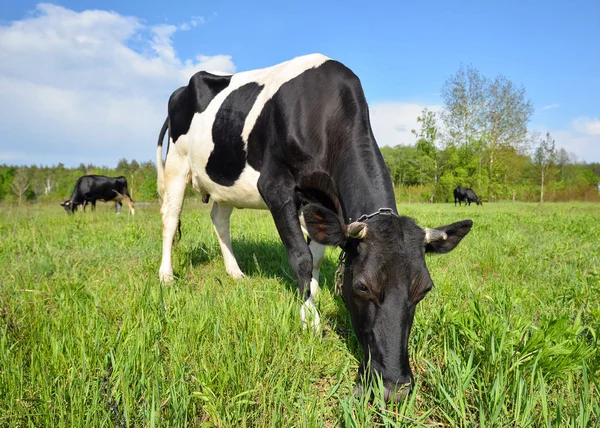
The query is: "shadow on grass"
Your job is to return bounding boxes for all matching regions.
[183,237,363,360]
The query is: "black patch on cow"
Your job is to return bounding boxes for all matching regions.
[206,82,264,186]
[170,72,232,144]
[246,60,362,172]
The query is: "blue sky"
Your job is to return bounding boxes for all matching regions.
[0,0,598,166]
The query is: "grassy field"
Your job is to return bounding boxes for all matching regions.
[1,200,599,427]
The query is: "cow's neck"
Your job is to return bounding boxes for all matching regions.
[333,147,397,223]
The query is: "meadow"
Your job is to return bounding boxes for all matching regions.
[0,200,598,427]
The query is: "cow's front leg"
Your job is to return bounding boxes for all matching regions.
[308,238,326,298]
[211,202,244,279]
[259,178,319,329]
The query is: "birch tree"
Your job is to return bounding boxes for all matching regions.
[534,132,556,203]
[11,168,30,206]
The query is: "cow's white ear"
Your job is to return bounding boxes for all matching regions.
[302,203,346,247]
[425,220,473,254]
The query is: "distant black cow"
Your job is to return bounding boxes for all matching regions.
[454,187,482,206]
[61,175,135,215]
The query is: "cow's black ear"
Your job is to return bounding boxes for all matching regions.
[425,219,473,254]
[302,203,346,247]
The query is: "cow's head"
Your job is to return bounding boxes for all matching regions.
[302,204,472,401]
[60,200,77,214]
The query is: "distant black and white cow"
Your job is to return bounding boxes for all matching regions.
[453,187,482,206]
[61,175,135,215]
[157,54,473,401]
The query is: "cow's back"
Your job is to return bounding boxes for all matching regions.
[75,175,126,202]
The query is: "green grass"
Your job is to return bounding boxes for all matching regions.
[1,201,599,427]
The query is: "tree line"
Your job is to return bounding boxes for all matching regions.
[1,65,599,205]
[381,64,600,203]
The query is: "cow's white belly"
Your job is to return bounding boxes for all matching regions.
[185,120,267,209]
[191,162,267,209]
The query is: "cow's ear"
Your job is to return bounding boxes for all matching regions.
[425,219,473,254]
[302,203,346,247]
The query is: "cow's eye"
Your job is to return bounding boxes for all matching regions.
[354,281,369,293]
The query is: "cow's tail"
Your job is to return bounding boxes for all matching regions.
[156,117,169,202]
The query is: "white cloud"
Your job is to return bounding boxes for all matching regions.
[369,102,442,147]
[534,117,600,162]
[179,16,206,31]
[541,103,559,110]
[0,3,235,166]
[572,117,600,136]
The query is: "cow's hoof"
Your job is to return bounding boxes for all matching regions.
[352,381,411,402]
[228,270,245,280]
[383,384,411,402]
[300,297,321,330]
[159,271,174,283]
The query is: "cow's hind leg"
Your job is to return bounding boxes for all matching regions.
[159,159,189,283]
[211,202,244,279]
[259,175,319,328]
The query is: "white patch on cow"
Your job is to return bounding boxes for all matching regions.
[299,212,327,298]
[309,240,326,298]
[300,296,321,330]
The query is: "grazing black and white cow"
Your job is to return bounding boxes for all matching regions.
[453,187,482,206]
[61,175,135,215]
[157,54,473,401]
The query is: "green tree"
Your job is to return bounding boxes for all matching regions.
[440,64,487,150]
[0,166,16,200]
[412,108,441,201]
[485,75,533,199]
[380,145,419,187]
